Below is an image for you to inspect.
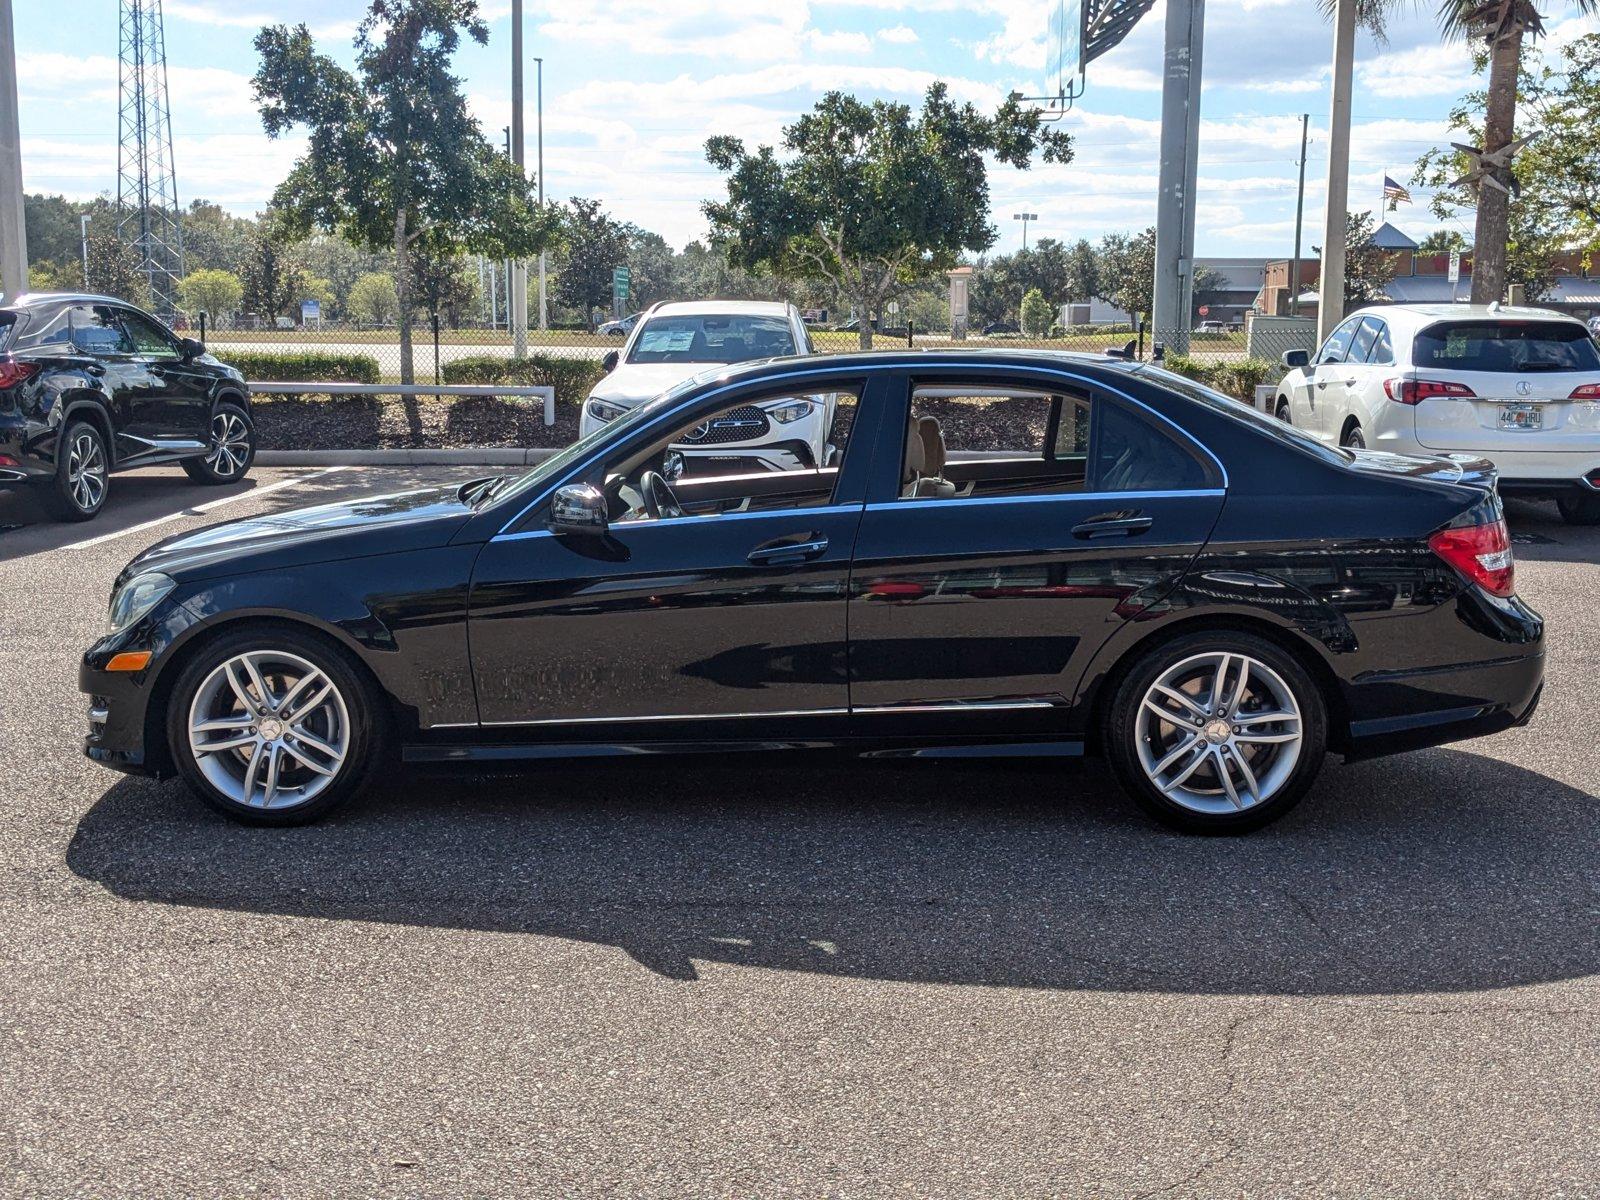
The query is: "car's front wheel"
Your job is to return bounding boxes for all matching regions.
[182,402,256,485]
[1556,489,1600,525]
[167,627,382,825]
[1105,631,1329,834]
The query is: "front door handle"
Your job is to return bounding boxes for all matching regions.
[1072,513,1153,539]
[747,535,829,565]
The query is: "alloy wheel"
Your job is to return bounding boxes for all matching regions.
[66,430,106,512]
[205,411,251,477]
[1134,651,1303,815]
[186,649,350,810]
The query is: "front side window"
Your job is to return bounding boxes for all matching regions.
[627,314,798,365]
[1413,320,1600,372]
[1318,317,1360,364]
[118,310,178,358]
[66,305,134,356]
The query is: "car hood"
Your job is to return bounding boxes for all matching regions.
[118,482,479,586]
[588,362,725,405]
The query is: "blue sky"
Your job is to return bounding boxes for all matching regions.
[13,0,1600,257]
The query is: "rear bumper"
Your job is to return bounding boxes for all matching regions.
[1342,647,1545,762]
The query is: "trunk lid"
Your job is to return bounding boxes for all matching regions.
[1340,447,1499,493]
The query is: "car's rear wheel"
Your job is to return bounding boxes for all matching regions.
[1555,489,1600,525]
[42,419,109,521]
[167,627,381,825]
[1340,423,1366,450]
[182,401,256,485]
[1275,399,1291,424]
[1105,631,1328,834]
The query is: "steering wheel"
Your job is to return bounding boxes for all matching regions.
[639,470,685,521]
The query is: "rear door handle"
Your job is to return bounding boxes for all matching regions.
[748,535,829,565]
[1072,513,1153,539]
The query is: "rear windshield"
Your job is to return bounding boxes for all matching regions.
[1413,320,1600,373]
[627,314,795,365]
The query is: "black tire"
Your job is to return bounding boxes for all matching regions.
[1340,423,1366,450]
[181,401,256,485]
[1275,399,1291,424]
[41,418,110,522]
[1104,630,1329,834]
[165,625,383,825]
[1556,490,1600,525]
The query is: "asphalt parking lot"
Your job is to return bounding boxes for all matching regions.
[2,465,1597,1197]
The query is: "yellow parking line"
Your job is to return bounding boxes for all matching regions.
[61,466,351,552]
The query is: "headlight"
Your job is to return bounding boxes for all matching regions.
[587,397,628,424]
[107,572,175,634]
[765,399,815,424]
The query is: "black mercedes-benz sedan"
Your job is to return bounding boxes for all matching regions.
[0,293,256,520]
[79,350,1544,833]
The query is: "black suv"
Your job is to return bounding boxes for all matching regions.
[0,293,256,521]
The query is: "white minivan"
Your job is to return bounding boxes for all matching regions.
[1275,303,1600,524]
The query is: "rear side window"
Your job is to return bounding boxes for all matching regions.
[1369,320,1394,365]
[1414,321,1600,372]
[1348,317,1380,364]
[1093,399,1211,492]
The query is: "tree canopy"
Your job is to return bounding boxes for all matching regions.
[554,198,629,332]
[704,83,1072,346]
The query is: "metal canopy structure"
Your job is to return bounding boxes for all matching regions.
[116,0,184,315]
[1030,0,1159,114]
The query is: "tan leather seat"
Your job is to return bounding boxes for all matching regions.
[902,416,957,499]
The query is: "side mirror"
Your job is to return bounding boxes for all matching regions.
[179,336,206,361]
[601,350,620,373]
[548,483,609,537]
[1281,348,1310,369]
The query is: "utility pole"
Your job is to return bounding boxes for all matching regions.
[0,0,28,302]
[536,55,547,331]
[1318,0,1356,343]
[1150,0,1205,355]
[80,215,91,287]
[1290,112,1309,316]
[509,0,528,356]
[1013,212,1038,250]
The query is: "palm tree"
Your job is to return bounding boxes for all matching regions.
[1337,0,1598,303]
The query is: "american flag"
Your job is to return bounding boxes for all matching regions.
[1384,175,1413,208]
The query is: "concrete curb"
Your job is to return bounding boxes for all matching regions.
[257,448,562,467]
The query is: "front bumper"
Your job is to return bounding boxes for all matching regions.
[79,599,203,779]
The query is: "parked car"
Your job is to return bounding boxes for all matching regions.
[1274,303,1600,524]
[0,293,256,521]
[598,311,643,337]
[580,300,836,472]
[982,320,1021,336]
[82,350,1542,834]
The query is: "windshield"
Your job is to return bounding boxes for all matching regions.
[627,313,795,365]
[1414,320,1600,373]
[1131,364,1351,467]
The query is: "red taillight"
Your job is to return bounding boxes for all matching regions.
[1568,383,1600,400]
[1429,518,1515,598]
[0,359,39,389]
[1384,378,1476,405]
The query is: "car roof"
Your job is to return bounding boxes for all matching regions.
[646,300,792,319]
[678,347,1143,387]
[1360,303,1586,330]
[1,292,132,310]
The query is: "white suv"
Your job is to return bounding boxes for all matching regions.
[579,300,837,473]
[1275,303,1600,523]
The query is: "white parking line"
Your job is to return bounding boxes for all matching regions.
[61,466,351,551]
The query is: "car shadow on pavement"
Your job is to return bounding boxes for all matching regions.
[66,747,1599,995]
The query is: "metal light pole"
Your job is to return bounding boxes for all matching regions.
[536,55,547,331]
[1290,112,1309,316]
[1013,212,1038,250]
[509,0,528,356]
[0,0,28,302]
[80,215,91,287]
[1151,0,1205,355]
[1318,0,1357,343]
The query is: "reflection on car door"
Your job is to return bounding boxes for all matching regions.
[60,304,168,460]
[1341,316,1382,433]
[1306,316,1360,441]
[844,370,1226,737]
[465,374,885,729]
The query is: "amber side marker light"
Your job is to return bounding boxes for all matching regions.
[105,651,153,672]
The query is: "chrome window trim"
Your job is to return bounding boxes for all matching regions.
[854,700,1059,714]
[864,488,1225,515]
[492,359,1228,536]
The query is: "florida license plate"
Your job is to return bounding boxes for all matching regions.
[1499,403,1543,430]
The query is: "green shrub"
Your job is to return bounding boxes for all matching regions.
[442,354,606,405]
[1020,288,1054,338]
[1157,353,1278,401]
[219,350,381,384]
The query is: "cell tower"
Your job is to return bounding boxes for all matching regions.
[116,0,183,314]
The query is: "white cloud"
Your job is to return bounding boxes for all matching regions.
[808,30,874,54]
[879,25,920,44]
